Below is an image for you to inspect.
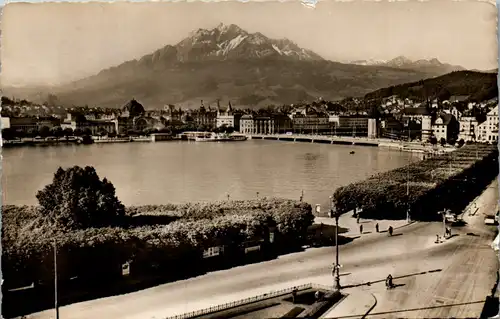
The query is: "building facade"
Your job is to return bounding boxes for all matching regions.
[290,108,330,134]
[431,113,459,142]
[458,115,479,142]
[477,105,498,143]
[61,113,116,135]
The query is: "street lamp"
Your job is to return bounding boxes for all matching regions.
[329,196,341,292]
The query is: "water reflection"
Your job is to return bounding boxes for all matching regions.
[2,140,420,209]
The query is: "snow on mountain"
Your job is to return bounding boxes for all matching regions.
[350,59,387,66]
[386,56,414,67]
[174,23,323,62]
[351,56,465,73]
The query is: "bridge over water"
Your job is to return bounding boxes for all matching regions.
[247,134,382,147]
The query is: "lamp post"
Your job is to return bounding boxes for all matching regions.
[330,196,341,291]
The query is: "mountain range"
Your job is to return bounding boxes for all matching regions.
[2,23,482,109]
[350,56,465,74]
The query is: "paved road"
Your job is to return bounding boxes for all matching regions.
[359,179,499,319]
[26,180,498,319]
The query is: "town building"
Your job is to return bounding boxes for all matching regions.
[431,113,459,143]
[380,115,404,139]
[477,105,498,144]
[61,113,116,135]
[239,115,254,134]
[192,101,217,129]
[117,99,146,133]
[336,115,370,137]
[273,113,293,134]
[289,107,329,134]
[216,101,242,131]
[216,101,234,128]
[401,107,433,141]
[458,111,480,142]
[163,105,183,123]
[3,116,61,134]
[239,113,292,135]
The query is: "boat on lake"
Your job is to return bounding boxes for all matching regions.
[195,133,247,142]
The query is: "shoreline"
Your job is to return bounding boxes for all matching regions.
[2,133,456,154]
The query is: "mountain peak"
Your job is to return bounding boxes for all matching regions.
[174,23,323,62]
[215,23,244,34]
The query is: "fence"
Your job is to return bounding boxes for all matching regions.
[166,282,333,319]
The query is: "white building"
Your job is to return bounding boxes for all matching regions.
[458,115,479,142]
[216,101,235,128]
[477,105,498,143]
[239,115,254,134]
[431,113,459,142]
[1,117,11,129]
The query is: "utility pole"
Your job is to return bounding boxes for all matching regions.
[54,237,59,319]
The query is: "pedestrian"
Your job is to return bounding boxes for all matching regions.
[292,288,297,304]
[357,216,360,224]
[375,223,379,233]
[360,224,363,234]
[388,226,393,236]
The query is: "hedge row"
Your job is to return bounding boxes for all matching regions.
[333,144,498,220]
[2,198,314,288]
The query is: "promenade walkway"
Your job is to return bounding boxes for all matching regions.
[315,214,409,238]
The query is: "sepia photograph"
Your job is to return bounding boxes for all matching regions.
[1,1,499,318]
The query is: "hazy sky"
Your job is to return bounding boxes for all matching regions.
[1,0,498,86]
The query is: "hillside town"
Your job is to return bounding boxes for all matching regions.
[1,95,498,145]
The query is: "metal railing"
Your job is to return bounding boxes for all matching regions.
[166,282,332,319]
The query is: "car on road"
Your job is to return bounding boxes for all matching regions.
[484,214,498,225]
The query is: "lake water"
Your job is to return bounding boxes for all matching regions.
[2,140,421,210]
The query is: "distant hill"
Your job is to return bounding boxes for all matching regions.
[364,70,498,102]
[4,23,455,109]
[351,56,465,75]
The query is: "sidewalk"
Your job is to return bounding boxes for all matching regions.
[320,291,376,319]
[315,214,410,238]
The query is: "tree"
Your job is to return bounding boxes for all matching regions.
[440,138,447,147]
[36,166,125,230]
[2,128,14,140]
[63,127,74,138]
[99,128,108,137]
[39,126,50,138]
[429,136,438,146]
[73,128,83,137]
[51,126,63,139]
[28,128,39,138]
